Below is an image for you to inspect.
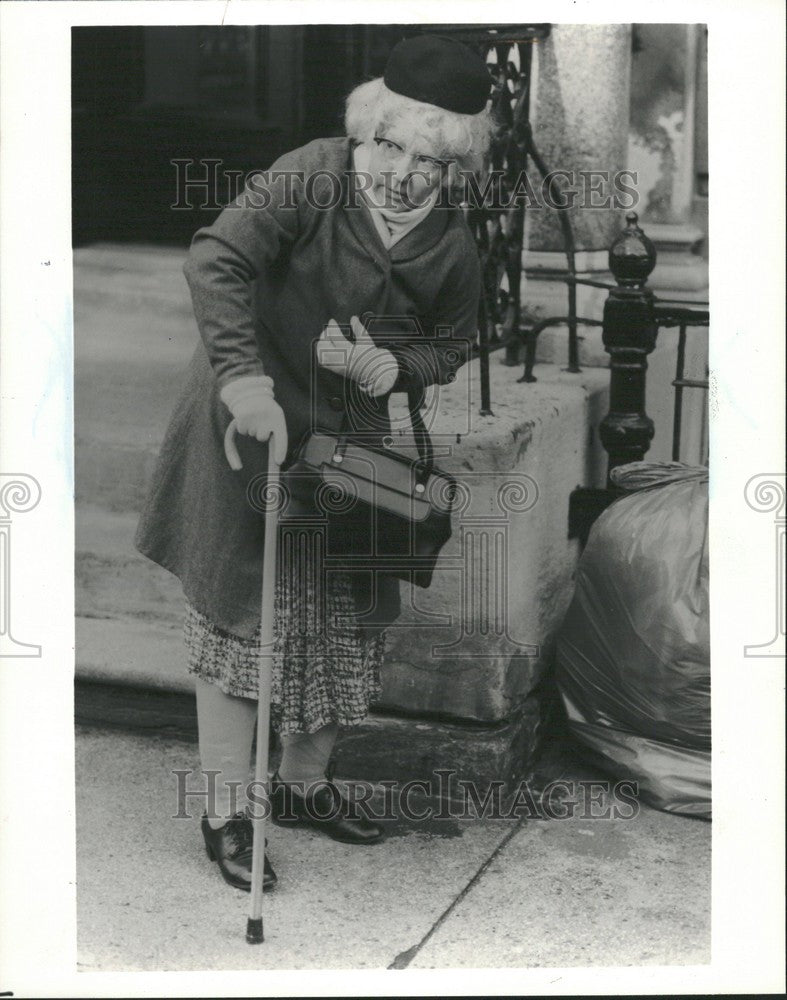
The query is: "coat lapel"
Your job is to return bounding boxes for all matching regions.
[342,143,393,270]
[388,205,450,262]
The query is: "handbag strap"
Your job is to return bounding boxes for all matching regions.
[333,385,434,476]
[407,385,434,475]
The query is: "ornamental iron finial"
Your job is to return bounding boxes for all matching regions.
[608,211,657,288]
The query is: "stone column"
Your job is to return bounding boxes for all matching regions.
[522,24,633,365]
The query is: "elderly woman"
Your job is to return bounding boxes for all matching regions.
[135,34,495,892]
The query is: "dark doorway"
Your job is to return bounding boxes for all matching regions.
[71,24,431,247]
[72,26,293,246]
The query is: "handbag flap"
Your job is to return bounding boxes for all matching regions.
[294,431,454,521]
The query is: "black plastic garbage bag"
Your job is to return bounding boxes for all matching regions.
[556,461,710,818]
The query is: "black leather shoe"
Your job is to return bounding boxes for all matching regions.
[270,770,385,845]
[201,811,277,892]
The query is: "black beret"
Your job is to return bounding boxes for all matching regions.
[383,34,492,115]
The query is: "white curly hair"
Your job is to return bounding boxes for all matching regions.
[344,77,496,184]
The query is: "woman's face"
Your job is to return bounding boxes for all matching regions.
[367,126,450,211]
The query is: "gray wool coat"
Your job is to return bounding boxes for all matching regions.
[134,136,481,639]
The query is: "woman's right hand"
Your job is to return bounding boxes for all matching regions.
[220,376,288,464]
[317,317,398,397]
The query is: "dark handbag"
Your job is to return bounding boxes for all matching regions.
[283,389,456,587]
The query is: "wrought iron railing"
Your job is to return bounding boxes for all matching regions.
[432,24,550,415]
[650,300,710,463]
[568,211,709,542]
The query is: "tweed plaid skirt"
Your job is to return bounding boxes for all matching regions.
[183,566,386,736]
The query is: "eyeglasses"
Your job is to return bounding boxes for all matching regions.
[372,135,452,172]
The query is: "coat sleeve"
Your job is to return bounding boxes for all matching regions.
[386,234,481,398]
[182,150,306,392]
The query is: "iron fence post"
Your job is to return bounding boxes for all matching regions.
[599,211,658,483]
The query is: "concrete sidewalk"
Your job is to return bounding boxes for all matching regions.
[76,725,711,972]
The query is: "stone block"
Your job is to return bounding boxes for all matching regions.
[334,697,545,799]
[380,356,608,723]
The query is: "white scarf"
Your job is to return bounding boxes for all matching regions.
[352,142,438,249]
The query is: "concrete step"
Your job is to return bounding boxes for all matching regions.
[74,244,198,512]
[73,242,194,318]
[77,614,188,690]
[76,505,184,625]
[646,222,706,254]
[74,580,548,729]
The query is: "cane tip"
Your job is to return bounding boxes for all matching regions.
[246,916,264,944]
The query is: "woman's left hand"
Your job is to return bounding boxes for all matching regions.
[317,316,398,397]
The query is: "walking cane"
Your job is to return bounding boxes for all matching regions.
[223,419,280,944]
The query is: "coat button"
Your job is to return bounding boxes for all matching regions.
[329,396,344,412]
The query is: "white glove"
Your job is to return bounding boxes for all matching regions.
[317,316,399,397]
[220,375,288,464]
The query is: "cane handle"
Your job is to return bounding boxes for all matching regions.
[224,419,280,472]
